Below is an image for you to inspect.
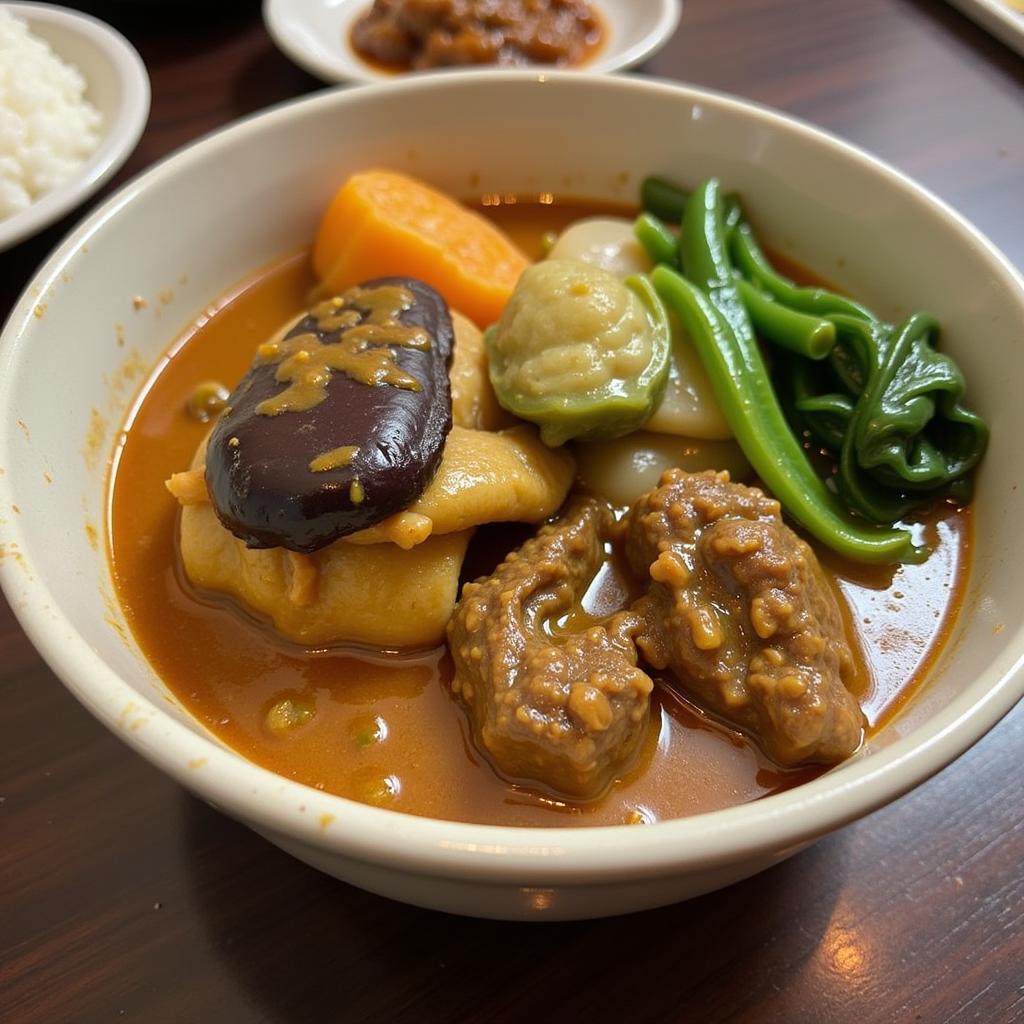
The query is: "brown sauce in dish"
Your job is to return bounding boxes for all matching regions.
[108,200,971,827]
[350,0,605,74]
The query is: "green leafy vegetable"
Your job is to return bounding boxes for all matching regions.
[790,313,988,523]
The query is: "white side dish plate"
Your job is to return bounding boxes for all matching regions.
[0,3,150,253]
[263,0,682,84]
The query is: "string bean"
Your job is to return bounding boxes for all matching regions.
[736,278,836,360]
[730,218,874,321]
[634,212,678,268]
[640,176,689,223]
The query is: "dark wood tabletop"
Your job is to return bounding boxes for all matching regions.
[2,1,1022,1021]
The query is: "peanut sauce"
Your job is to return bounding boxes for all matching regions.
[108,199,971,827]
[309,446,360,473]
[254,286,429,417]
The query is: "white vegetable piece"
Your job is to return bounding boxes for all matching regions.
[574,431,751,508]
[547,217,653,278]
[645,317,733,439]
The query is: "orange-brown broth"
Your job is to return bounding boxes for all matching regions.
[108,201,970,826]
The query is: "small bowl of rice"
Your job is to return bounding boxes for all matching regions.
[0,3,149,253]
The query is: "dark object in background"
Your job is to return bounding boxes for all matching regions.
[61,1,262,31]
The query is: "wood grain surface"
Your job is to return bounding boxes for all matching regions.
[1,1,1022,1021]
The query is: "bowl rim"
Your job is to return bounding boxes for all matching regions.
[1,70,1022,883]
[0,2,151,253]
[261,0,684,85]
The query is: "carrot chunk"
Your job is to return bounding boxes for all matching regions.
[312,170,530,328]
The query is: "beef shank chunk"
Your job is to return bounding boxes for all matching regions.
[448,498,653,800]
[625,469,864,766]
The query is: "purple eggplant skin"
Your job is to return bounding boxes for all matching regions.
[205,276,454,553]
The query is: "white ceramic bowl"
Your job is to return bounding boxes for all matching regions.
[1,72,1022,921]
[263,0,681,83]
[0,3,150,253]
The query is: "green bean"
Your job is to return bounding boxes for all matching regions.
[640,174,741,256]
[730,218,874,320]
[737,278,836,360]
[641,176,689,223]
[634,212,679,268]
[679,178,751,343]
[656,178,874,322]
[651,265,923,564]
[722,193,743,233]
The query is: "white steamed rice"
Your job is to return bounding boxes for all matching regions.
[0,8,102,220]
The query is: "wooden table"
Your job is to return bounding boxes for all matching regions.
[2,1,1022,1021]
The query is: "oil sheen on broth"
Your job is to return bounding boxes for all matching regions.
[108,198,970,827]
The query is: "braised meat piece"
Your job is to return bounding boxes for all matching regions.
[625,470,864,766]
[448,498,653,800]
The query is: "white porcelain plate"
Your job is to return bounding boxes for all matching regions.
[262,0,682,84]
[0,3,150,253]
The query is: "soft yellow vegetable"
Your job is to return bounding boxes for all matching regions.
[180,498,472,648]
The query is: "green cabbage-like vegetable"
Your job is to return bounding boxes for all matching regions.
[787,313,988,523]
[486,260,671,447]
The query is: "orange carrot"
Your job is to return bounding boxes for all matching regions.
[313,169,530,328]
